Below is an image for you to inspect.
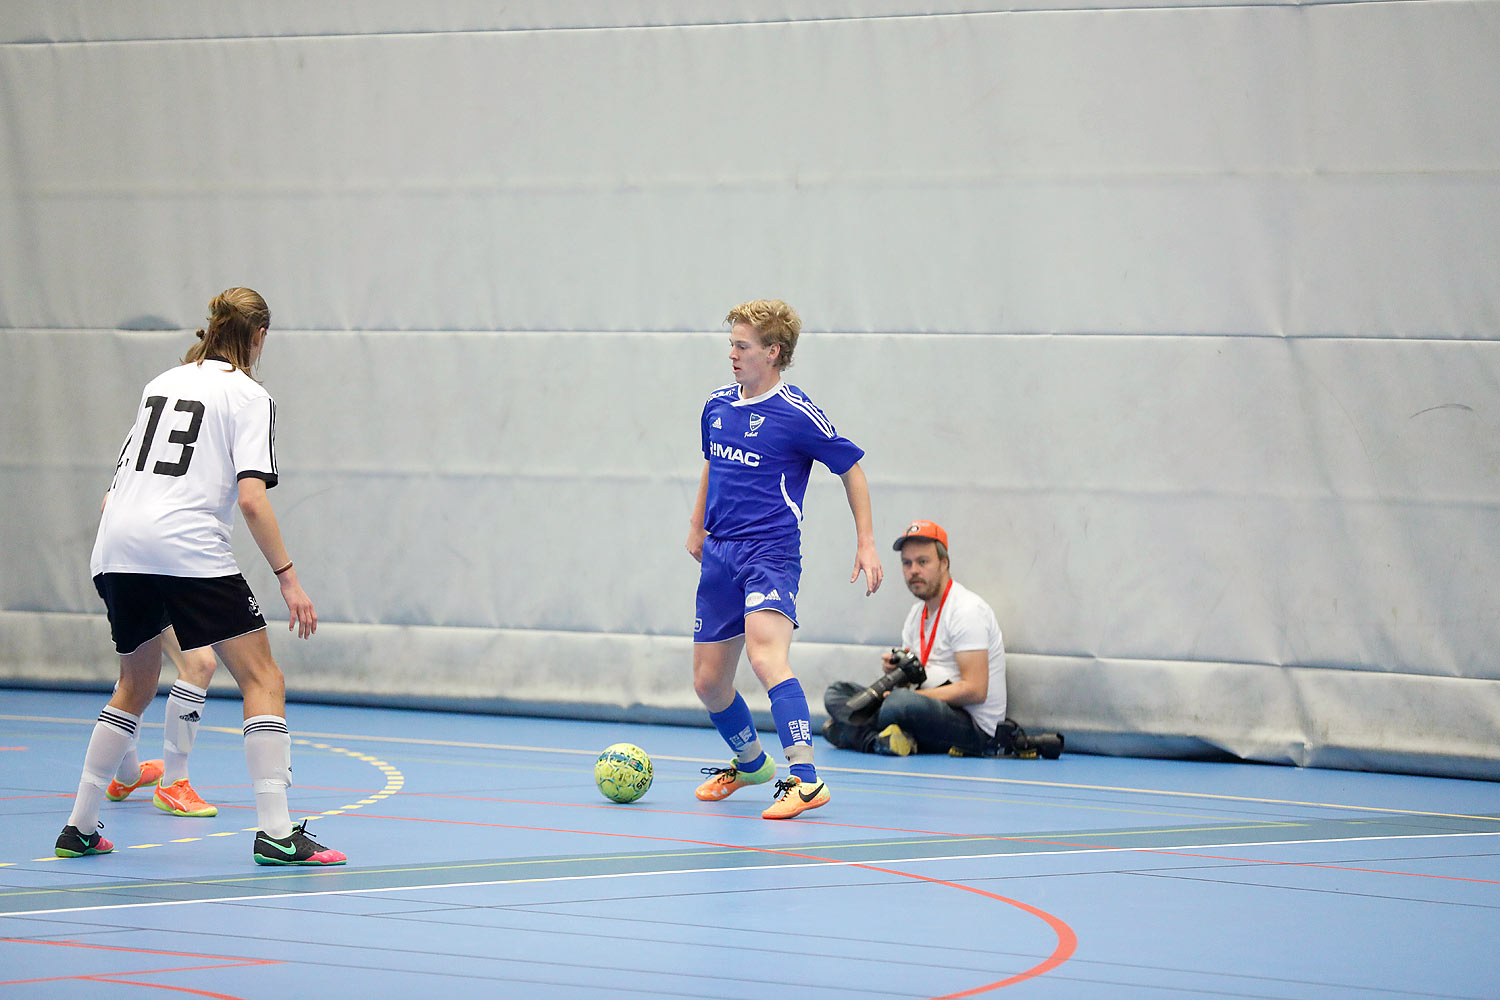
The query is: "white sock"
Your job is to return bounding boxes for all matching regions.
[736,740,766,766]
[114,737,141,784]
[109,678,140,783]
[69,707,139,834]
[162,680,207,785]
[244,715,293,839]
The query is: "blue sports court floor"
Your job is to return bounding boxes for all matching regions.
[2,688,1497,998]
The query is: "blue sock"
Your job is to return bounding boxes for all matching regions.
[767,678,816,783]
[708,694,765,770]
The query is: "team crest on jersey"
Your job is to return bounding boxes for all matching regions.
[746,412,764,437]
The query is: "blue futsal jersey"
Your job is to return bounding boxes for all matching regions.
[700,380,864,543]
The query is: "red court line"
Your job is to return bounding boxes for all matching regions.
[1092,843,1500,886]
[0,792,73,801]
[84,979,250,999]
[387,790,1500,887]
[328,809,1076,995]
[0,938,277,998]
[0,939,266,960]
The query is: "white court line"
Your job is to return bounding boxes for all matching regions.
[7,713,1496,822]
[4,830,1496,920]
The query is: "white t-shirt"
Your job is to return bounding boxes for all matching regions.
[90,360,278,578]
[900,580,1007,737]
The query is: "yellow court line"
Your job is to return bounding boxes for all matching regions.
[0,722,404,867]
[0,820,1312,901]
[0,847,760,901]
[6,713,1496,822]
[287,727,1500,824]
[1023,821,1304,839]
[12,829,1500,921]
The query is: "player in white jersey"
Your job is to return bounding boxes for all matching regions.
[686,299,883,820]
[56,287,344,866]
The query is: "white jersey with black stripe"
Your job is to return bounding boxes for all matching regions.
[91,360,278,578]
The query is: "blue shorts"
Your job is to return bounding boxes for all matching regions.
[694,536,801,643]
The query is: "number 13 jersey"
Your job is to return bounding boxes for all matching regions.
[91,361,279,578]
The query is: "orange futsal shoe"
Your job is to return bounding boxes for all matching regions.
[106,759,164,801]
[153,779,219,817]
[695,756,776,801]
[762,776,830,820]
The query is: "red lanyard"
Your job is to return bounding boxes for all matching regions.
[918,580,954,666]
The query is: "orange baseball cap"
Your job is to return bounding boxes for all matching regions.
[892,519,949,551]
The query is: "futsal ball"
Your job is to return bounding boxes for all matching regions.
[595,743,653,803]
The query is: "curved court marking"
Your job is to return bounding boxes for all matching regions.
[5,728,402,864]
[7,714,1491,822]
[6,817,1079,995]
[8,826,1497,994]
[296,737,406,813]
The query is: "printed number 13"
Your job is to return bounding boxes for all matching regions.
[134,395,205,477]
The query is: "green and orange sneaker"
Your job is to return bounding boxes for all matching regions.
[695,756,776,801]
[762,776,830,820]
[105,759,164,802]
[153,779,218,817]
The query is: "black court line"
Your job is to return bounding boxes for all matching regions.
[6,812,1496,918]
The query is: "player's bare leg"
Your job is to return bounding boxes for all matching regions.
[743,610,828,819]
[215,629,343,865]
[106,628,168,803]
[692,635,745,715]
[693,635,777,800]
[742,610,793,691]
[58,637,165,857]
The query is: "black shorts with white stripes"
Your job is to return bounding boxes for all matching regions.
[93,573,267,654]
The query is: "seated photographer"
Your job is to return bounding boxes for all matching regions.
[823,520,1007,757]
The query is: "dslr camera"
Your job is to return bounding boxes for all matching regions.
[842,648,927,726]
[994,720,1065,760]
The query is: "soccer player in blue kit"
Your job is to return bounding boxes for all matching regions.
[686,299,883,819]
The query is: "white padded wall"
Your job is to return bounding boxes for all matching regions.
[3,1,1498,777]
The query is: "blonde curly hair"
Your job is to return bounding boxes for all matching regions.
[725,298,801,370]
